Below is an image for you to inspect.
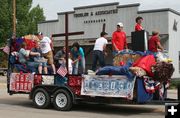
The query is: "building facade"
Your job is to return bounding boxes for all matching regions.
[38,2,180,78]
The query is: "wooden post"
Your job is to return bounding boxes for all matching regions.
[13,0,16,35]
[89,23,106,43]
[102,23,106,32]
[178,84,180,101]
[52,13,84,74]
[65,13,69,72]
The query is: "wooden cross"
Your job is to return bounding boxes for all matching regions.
[52,13,84,73]
[102,23,106,32]
[88,23,106,44]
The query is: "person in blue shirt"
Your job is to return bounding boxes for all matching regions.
[28,41,48,74]
[18,42,42,73]
[71,42,85,74]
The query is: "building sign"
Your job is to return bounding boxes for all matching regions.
[81,75,136,100]
[84,19,106,24]
[74,13,89,17]
[74,9,118,24]
[74,9,118,18]
[95,9,118,15]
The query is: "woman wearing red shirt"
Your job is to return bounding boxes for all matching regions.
[135,16,143,31]
[112,22,128,55]
[148,31,164,52]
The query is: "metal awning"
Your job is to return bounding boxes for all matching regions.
[52,34,169,47]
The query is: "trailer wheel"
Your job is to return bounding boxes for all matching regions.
[3,71,7,76]
[53,89,72,111]
[32,88,50,109]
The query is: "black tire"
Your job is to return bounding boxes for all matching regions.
[53,89,73,111]
[3,71,7,76]
[32,88,50,109]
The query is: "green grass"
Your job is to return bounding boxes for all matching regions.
[169,80,180,89]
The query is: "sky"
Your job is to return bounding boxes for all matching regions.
[32,0,180,20]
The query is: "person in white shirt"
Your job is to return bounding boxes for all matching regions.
[92,32,108,71]
[37,32,56,74]
[68,53,73,74]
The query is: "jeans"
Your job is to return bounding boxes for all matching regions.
[73,57,85,74]
[113,50,118,56]
[92,50,105,71]
[96,60,134,80]
[27,61,39,67]
[39,62,47,67]
[146,50,157,58]
[27,62,40,72]
[27,61,47,67]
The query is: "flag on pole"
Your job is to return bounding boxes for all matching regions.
[57,64,67,77]
[3,45,10,55]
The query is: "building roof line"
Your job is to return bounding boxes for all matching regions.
[57,3,140,16]
[74,2,119,10]
[38,19,58,24]
[117,3,140,8]
[57,11,75,15]
[138,8,180,16]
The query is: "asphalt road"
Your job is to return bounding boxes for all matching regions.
[0,76,177,118]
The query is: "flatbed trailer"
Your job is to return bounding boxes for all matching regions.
[6,72,180,111]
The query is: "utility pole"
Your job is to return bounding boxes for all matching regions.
[13,0,16,35]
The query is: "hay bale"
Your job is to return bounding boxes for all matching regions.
[132,54,142,62]
[24,35,39,41]
[113,54,142,66]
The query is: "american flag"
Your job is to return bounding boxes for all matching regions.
[3,45,10,55]
[57,64,67,77]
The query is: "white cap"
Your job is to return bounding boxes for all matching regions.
[38,32,43,35]
[117,22,123,27]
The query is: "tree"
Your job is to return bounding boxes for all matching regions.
[0,0,11,47]
[28,5,45,34]
[16,0,33,36]
[0,0,45,67]
[0,0,45,46]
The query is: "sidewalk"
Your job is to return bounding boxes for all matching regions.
[0,76,6,89]
[0,76,7,83]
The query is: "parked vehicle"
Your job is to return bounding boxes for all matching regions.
[0,68,7,76]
